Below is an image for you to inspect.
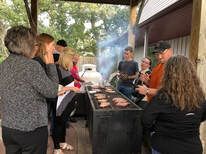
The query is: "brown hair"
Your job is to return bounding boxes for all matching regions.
[161,55,205,111]
[4,25,36,58]
[36,33,54,61]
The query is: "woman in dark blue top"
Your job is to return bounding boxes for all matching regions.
[143,55,206,154]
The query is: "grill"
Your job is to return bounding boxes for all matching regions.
[86,85,143,154]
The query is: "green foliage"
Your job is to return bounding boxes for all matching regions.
[0,0,129,56]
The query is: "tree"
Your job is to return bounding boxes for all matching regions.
[0,0,129,56]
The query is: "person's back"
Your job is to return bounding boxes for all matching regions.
[0,53,58,131]
[148,91,205,154]
[142,55,206,154]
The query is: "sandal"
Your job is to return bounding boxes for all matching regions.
[53,149,64,154]
[60,143,74,151]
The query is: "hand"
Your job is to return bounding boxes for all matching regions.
[70,87,80,92]
[135,85,148,95]
[139,73,150,84]
[58,86,80,95]
[43,51,54,64]
[58,89,66,96]
[119,73,128,80]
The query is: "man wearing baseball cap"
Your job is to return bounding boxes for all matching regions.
[136,41,173,102]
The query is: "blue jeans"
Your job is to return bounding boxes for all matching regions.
[152,148,161,154]
[117,84,134,100]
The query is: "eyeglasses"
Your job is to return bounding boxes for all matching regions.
[141,60,150,65]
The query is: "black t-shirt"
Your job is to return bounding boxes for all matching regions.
[118,60,139,85]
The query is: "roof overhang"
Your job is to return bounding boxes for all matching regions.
[56,0,139,6]
[135,0,192,46]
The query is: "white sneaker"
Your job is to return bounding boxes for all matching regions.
[53,149,64,154]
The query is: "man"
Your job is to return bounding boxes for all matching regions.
[117,46,139,99]
[53,39,67,62]
[136,41,173,102]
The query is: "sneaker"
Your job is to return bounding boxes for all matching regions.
[53,149,64,154]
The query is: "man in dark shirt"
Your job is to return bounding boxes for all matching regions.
[117,46,139,99]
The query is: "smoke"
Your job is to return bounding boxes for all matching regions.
[97,35,126,80]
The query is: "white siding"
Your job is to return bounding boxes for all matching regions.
[134,46,145,66]
[139,0,180,24]
[168,35,190,57]
[134,35,190,62]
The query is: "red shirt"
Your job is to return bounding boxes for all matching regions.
[70,65,81,88]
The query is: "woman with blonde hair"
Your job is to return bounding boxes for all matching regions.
[51,47,79,154]
[143,55,206,154]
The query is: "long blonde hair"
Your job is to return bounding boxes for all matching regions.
[58,47,75,70]
[161,55,205,111]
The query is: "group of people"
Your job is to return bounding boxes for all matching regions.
[0,25,84,154]
[0,25,206,154]
[117,42,206,154]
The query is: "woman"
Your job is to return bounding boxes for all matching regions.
[70,52,85,88]
[34,33,59,117]
[53,48,79,154]
[35,34,78,154]
[0,26,60,154]
[142,55,206,154]
[134,57,152,108]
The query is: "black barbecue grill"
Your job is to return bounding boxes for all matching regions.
[86,85,143,154]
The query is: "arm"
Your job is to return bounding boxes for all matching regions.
[45,64,59,83]
[142,92,163,129]
[28,61,58,98]
[70,67,84,82]
[58,86,80,95]
[136,85,158,96]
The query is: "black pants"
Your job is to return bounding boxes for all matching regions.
[51,96,76,149]
[2,126,48,154]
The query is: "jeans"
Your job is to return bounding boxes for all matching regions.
[152,148,161,154]
[117,84,134,100]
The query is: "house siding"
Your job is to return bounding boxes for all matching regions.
[139,0,180,24]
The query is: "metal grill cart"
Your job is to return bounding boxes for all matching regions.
[86,85,143,154]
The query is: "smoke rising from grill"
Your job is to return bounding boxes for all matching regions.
[97,36,126,80]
